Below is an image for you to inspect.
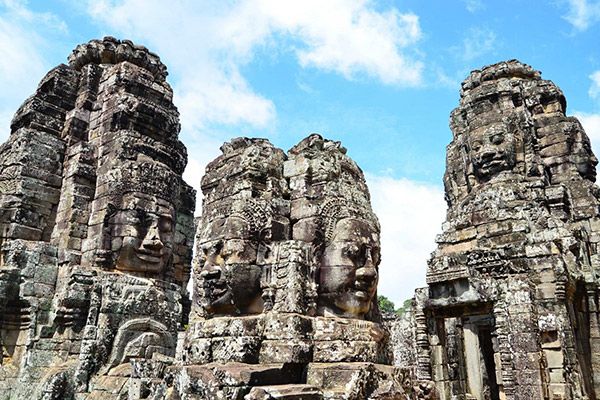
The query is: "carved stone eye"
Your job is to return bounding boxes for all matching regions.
[344,244,360,258]
[371,247,381,265]
[490,133,504,145]
[220,246,233,260]
[159,216,173,233]
[471,140,483,151]
[202,241,222,257]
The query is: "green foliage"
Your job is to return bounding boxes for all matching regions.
[378,295,413,316]
[395,298,413,316]
[377,295,397,313]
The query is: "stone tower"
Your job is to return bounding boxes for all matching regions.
[175,134,433,399]
[417,60,600,399]
[0,37,195,399]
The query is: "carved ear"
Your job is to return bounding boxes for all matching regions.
[259,227,272,243]
[105,202,118,223]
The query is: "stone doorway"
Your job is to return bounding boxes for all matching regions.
[463,315,500,400]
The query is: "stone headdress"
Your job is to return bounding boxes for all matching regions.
[444,60,597,207]
[286,134,380,248]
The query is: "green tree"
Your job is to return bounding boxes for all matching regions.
[377,295,396,313]
[395,298,413,316]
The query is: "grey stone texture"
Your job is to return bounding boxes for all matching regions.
[0,38,431,400]
[5,38,599,400]
[414,60,600,400]
[0,37,195,399]
[178,134,430,399]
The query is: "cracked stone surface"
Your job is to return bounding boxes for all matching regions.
[0,37,195,399]
[412,59,600,400]
[9,38,600,400]
[0,38,431,400]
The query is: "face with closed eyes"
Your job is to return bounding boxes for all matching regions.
[196,216,263,316]
[468,122,516,181]
[318,218,380,319]
[113,193,175,274]
[571,127,598,181]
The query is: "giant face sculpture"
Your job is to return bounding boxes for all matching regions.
[467,122,517,181]
[318,217,380,319]
[196,214,264,316]
[570,124,598,182]
[112,192,175,274]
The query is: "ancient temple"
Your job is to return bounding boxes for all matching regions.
[174,134,431,398]
[1,37,600,400]
[416,60,600,399]
[0,38,433,399]
[0,37,196,399]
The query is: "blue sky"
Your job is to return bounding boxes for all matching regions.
[2,0,600,305]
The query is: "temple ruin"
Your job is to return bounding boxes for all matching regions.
[416,60,600,400]
[0,37,196,399]
[0,38,599,400]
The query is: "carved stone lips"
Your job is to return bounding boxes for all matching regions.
[476,156,507,173]
[355,290,369,299]
[210,287,228,298]
[136,250,163,263]
[202,279,228,298]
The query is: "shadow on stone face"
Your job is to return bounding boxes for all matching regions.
[417,59,600,400]
[0,36,195,399]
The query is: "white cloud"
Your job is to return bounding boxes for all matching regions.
[434,66,461,89]
[460,27,497,62]
[85,0,423,133]
[85,0,425,214]
[182,139,224,215]
[0,110,12,142]
[463,0,484,13]
[1,0,67,32]
[366,174,446,306]
[261,1,423,85]
[0,1,67,141]
[575,111,600,156]
[563,0,600,31]
[589,70,600,100]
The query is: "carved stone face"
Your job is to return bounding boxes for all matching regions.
[197,216,263,316]
[571,131,598,181]
[113,193,175,274]
[318,218,380,319]
[467,122,516,181]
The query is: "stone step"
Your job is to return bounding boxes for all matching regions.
[246,384,323,399]
[179,362,305,387]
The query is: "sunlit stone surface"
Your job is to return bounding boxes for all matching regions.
[0,37,195,399]
[7,38,600,400]
[413,60,600,400]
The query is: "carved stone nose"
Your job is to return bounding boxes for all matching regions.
[199,267,220,279]
[142,223,164,251]
[356,252,377,283]
[480,147,499,159]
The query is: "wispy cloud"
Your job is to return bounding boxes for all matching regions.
[86,0,424,134]
[366,174,446,305]
[589,70,600,100]
[1,0,67,32]
[460,27,497,62]
[563,0,600,31]
[0,1,67,140]
[463,0,484,13]
[576,112,600,156]
[434,66,461,89]
[85,0,425,210]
